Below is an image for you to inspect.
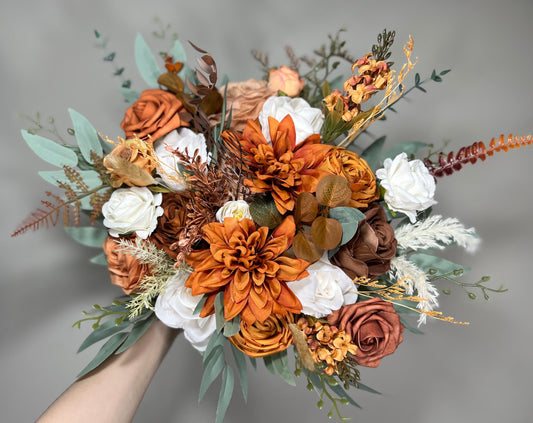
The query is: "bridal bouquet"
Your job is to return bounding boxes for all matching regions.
[12,28,531,422]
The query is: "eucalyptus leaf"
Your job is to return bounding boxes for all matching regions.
[134,33,162,88]
[409,253,470,277]
[90,252,108,266]
[230,346,248,401]
[223,316,241,337]
[214,292,225,333]
[119,86,141,103]
[399,316,424,335]
[215,366,234,423]
[77,317,131,353]
[193,295,208,316]
[328,207,365,246]
[361,136,386,170]
[68,108,103,162]
[38,169,103,190]
[115,315,154,354]
[22,130,78,167]
[381,141,429,162]
[326,379,361,408]
[199,346,225,401]
[263,355,276,375]
[203,330,226,364]
[64,226,107,248]
[271,350,296,386]
[76,332,128,378]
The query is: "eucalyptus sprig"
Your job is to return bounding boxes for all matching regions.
[435,272,507,300]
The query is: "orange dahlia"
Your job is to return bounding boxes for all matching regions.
[222,115,332,214]
[185,216,308,324]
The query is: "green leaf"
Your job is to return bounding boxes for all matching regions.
[203,330,226,364]
[409,253,470,277]
[193,295,208,316]
[215,366,234,423]
[326,379,361,408]
[223,315,241,337]
[230,346,248,401]
[328,207,365,246]
[199,346,225,401]
[119,87,141,103]
[381,141,429,162]
[169,38,193,82]
[90,252,108,266]
[77,317,131,353]
[263,355,276,375]
[76,331,128,378]
[38,169,102,189]
[68,108,103,162]
[399,315,424,335]
[414,73,421,85]
[134,33,162,88]
[361,136,386,170]
[64,226,107,248]
[357,382,381,394]
[214,292,225,333]
[271,350,296,386]
[115,316,154,354]
[22,130,78,167]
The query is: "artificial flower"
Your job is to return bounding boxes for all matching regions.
[288,253,358,318]
[376,152,437,223]
[318,147,379,208]
[153,128,209,191]
[332,202,397,279]
[185,216,308,324]
[222,115,331,214]
[327,297,404,368]
[155,268,216,352]
[102,186,163,239]
[268,66,305,97]
[259,96,324,145]
[121,89,188,141]
[102,236,151,295]
[215,200,252,223]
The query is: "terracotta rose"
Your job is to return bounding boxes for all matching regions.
[229,314,294,358]
[150,192,190,260]
[102,236,151,295]
[327,298,404,367]
[331,202,397,279]
[121,89,187,141]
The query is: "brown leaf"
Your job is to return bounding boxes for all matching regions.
[292,231,323,263]
[157,72,185,94]
[295,192,318,225]
[249,195,284,229]
[311,216,343,250]
[103,155,157,187]
[315,174,351,208]
[289,323,315,371]
[200,89,223,116]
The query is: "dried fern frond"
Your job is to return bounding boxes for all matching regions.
[11,192,65,236]
[425,133,533,177]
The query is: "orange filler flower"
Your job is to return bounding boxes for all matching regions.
[222,115,332,214]
[185,216,309,324]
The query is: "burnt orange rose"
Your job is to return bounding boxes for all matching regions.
[318,147,378,209]
[327,298,404,368]
[150,192,190,260]
[230,314,294,357]
[102,236,151,295]
[121,89,187,141]
[211,79,277,132]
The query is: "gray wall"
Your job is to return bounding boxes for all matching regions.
[1,0,532,422]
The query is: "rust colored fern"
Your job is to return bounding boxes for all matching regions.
[425,134,533,177]
[11,192,66,237]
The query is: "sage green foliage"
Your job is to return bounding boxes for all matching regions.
[64,226,107,248]
[135,33,162,88]
[328,207,365,246]
[22,130,78,168]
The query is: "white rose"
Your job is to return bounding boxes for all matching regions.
[215,200,252,223]
[153,128,209,191]
[155,269,216,352]
[288,254,357,318]
[258,96,324,144]
[376,152,437,223]
[102,186,163,239]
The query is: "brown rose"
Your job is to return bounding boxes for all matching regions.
[150,192,190,260]
[229,314,294,358]
[121,89,187,141]
[318,147,378,209]
[102,236,151,295]
[327,298,404,367]
[331,202,397,279]
[210,79,277,132]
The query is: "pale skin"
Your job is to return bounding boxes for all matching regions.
[37,320,180,423]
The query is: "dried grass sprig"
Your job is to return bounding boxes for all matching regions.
[425,133,533,177]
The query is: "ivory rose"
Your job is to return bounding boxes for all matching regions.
[121,89,187,141]
[155,268,216,352]
[376,152,437,223]
[102,187,163,239]
[258,96,324,144]
[268,66,305,97]
[153,128,208,191]
[215,200,252,222]
[288,253,358,318]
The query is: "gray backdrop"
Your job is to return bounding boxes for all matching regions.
[2,0,533,422]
